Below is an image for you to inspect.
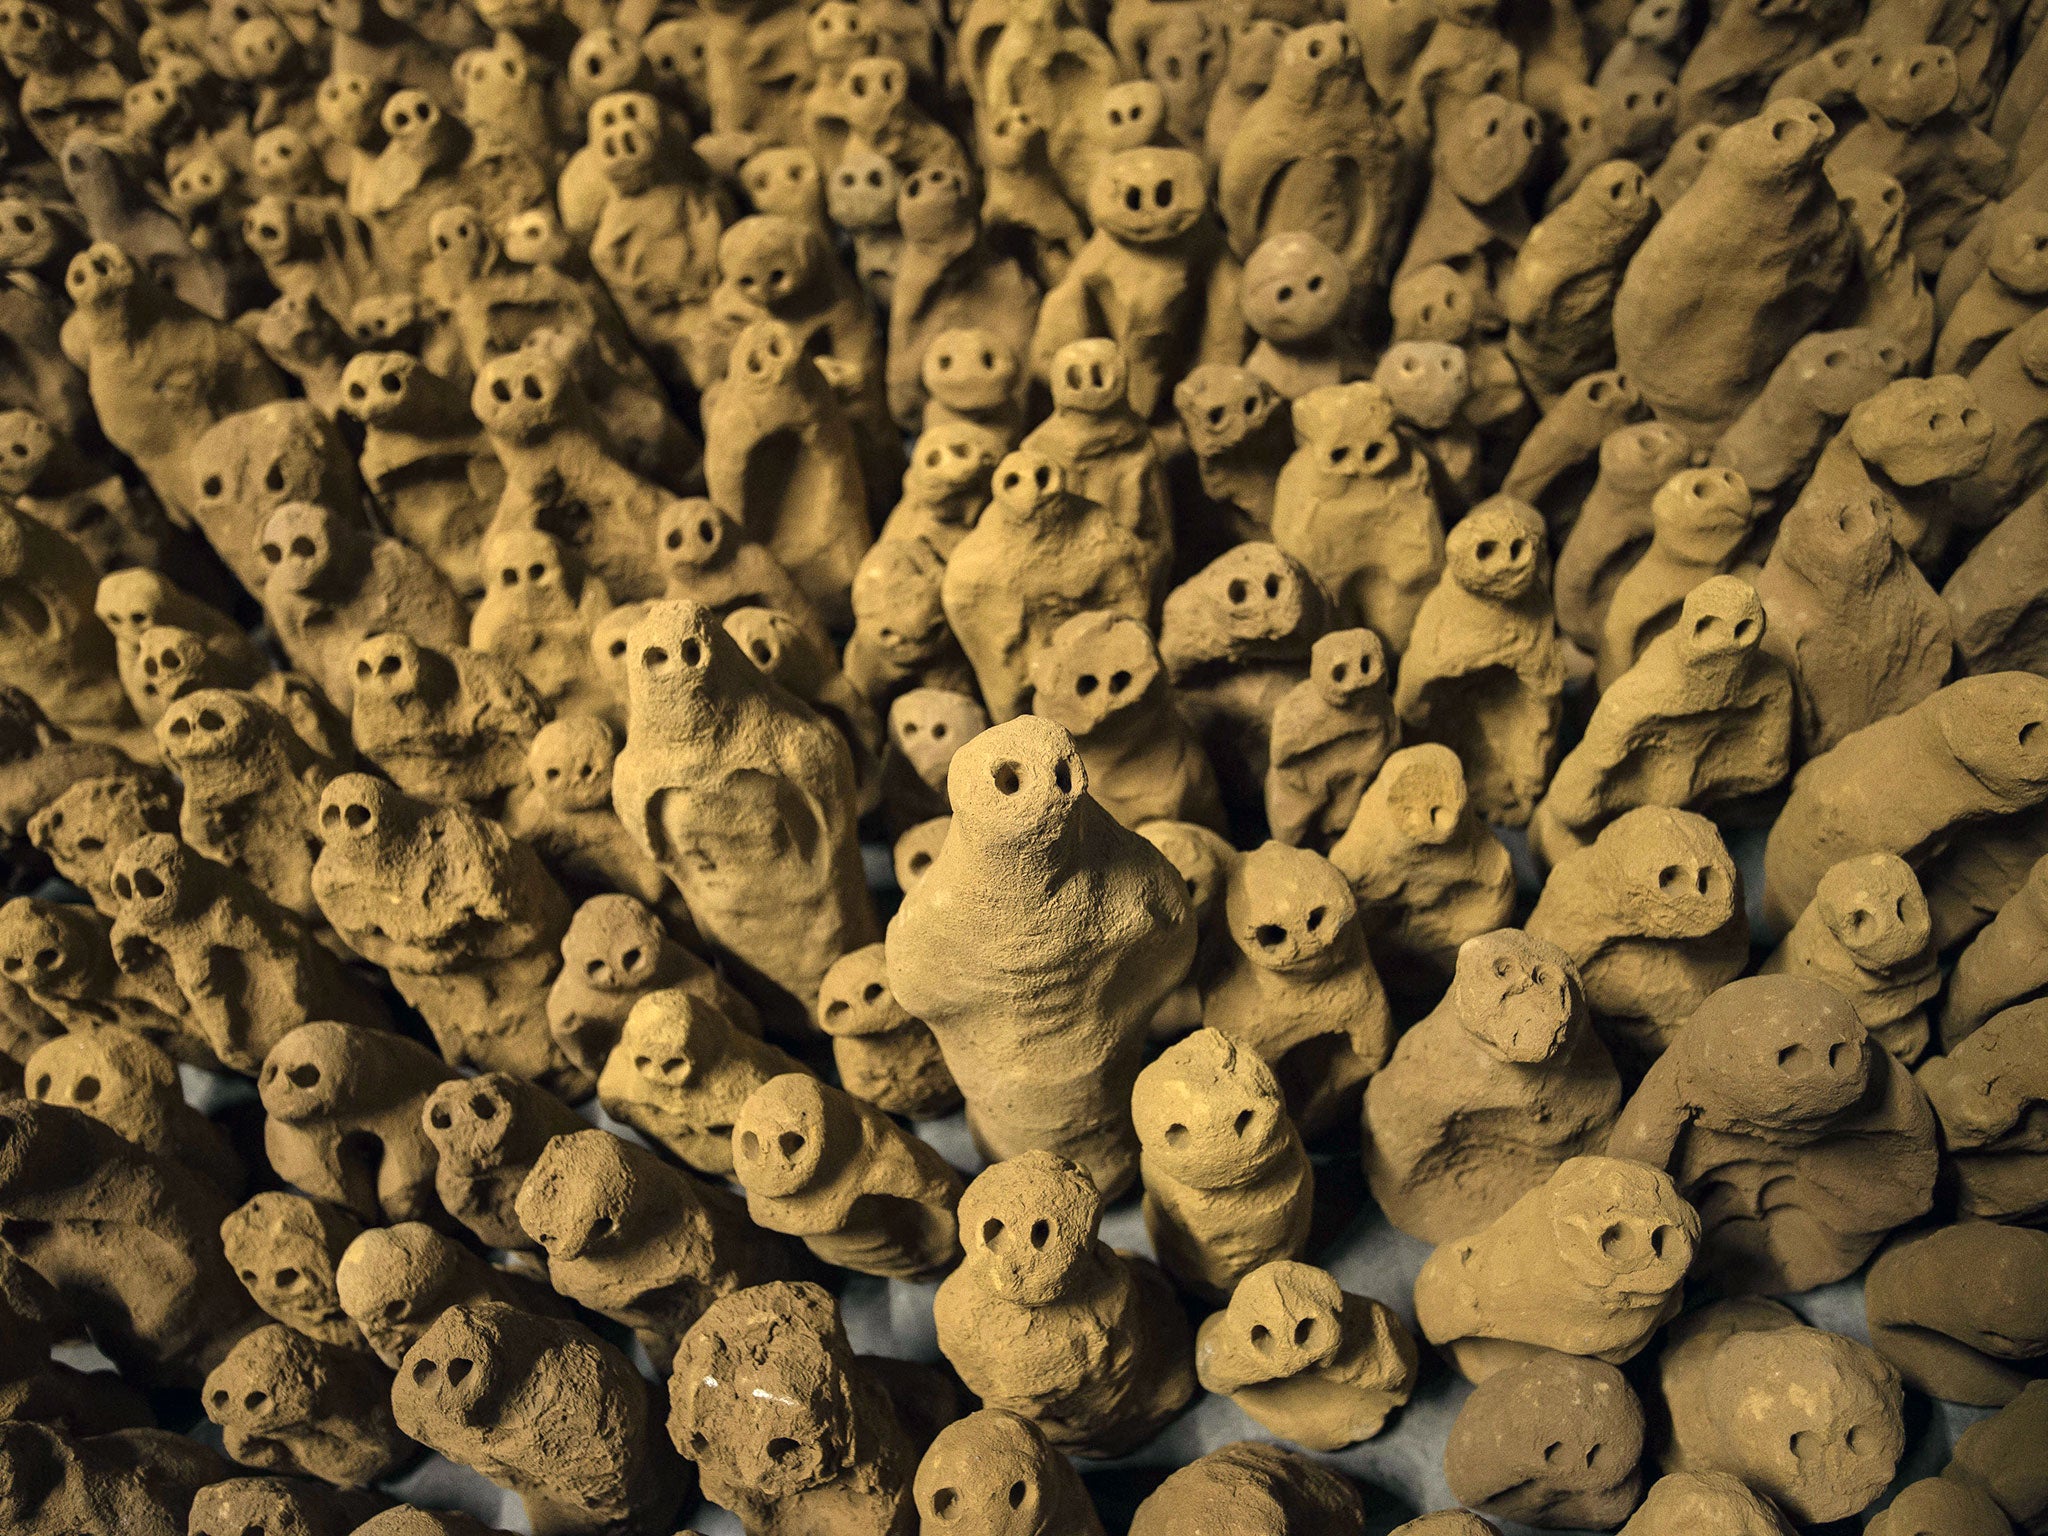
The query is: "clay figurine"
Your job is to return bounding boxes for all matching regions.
[418,1070,589,1253]
[1944,853,2048,1048]
[813,943,958,1120]
[1865,1221,2048,1405]
[546,892,757,1074]
[219,1191,368,1353]
[201,1324,412,1488]
[1443,1351,1646,1528]
[911,1408,1107,1536]
[1595,467,1760,689]
[1760,852,1940,1063]
[24,1026,242,1194]
[1264,628,1399,851]
[1919,1001,2048,1224]
[1127,1442,1366,1536]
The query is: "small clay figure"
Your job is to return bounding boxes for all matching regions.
[547,893,757,1076]
[516,1127,794,1367]
[1272,380,1446,652]
[0,1098,257,1386]
[59,241,288,525]
[935,1151,1195,1456]
[1761,672,2048,940]
[1533,578,1794,866]
[722,606,886,808]
[917,327,1027,444]
[24,1026,242,1194]
[911,1408,1107,1536]
[1946,484,2048,678]
[700,318,874,627]
[416,1070,588,1255]
[1867,1479,2018,1536]
[107,834,390,1075]
[668,1281,915,1536]
[1945,853,2048,1047]
[0,407,176,578]
[1865,1222,2048,1405]
[1553,420,1697,652]
[732,1073,964,1278]
[0,1420,235,1536]
[1028,611,1222,833]
[504,721,672,910]
[1395,496,1564,826]
[1596,467,1761,689]
[0,502,139,754]
[1798,371,1993,566]
[1239,232,1365,401]
[1761,853,1940,1063]
[1938,209,2048,376]
[1194,1260,1419,1450]
[1653,1298,1905,1524]
[1367,930,1622,1243]
[1397,92,1540,333]
[881,684,986,831]
[1617,1473,1796,1536]
[876,429,1004,594]
[1414,1155,1698,1382]
[1131,1028,1313,1299]
[1376,341,1484,510]
[155,686,337,927]
[255,501,469,713]
[888,716,1195,1197]
[814,943,956,1120]
[1504,159,1658,406]
[1940,1379,2048,1534]
[1920,1001,2048,1224]
[219,1191,367,1352]
[1612,99,1854,445]
[1173,364,1293,542]
[1443,1352,1646,1528]
[185,403,368,602]
[1708,326,1904,507]
[187,1475,387,1536]
[347,634,547,811]
[0,688,155,858]
[0,895,196,1060]
[392,1300,687,1536]
[612,600,878,1034]
[1265,629,1399,851]
[468,529,612,720]
[597,989,807,1177]
[1328,744,1517,984]
[202,1325,411,1488]
[842,536,974,709]
[942,449,1158,723]
[259,1020,455,1227]
[657,498,834,658]
[1159,542,1329,810]
[1126,1442,1366,1536]
[1610,974,1938,1293]
[93,569,265,731]
[1031,145,1228,421]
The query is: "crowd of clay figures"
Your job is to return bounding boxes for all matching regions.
[2,0,2048,1529]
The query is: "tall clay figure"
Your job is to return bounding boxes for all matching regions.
[887,715,1196,1200]
[613,600,878,1036]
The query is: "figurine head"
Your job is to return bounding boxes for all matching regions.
[501,204,571,268]
[815,943,908,1038]
[219,1191,356,1345]
[1671,576,1767,668]
[1029,612,1160,737]
[1452,929,1583,1063]
[250,126,319,192]
[157,687,268,766]
[1440,93,1542,204]
[1374,342,1470,431]
[1721,97,1835,182]
[1592,805,1741,940]
[568,26,642,104]
[590,90,665,186]
[0,408,54,496]
[315,70,385,146]
[515,1130,637,1261]
[0,198,70,273]
[945,714,1089,858]
[988,449,1068,522]
[615,989,729,1094]
[893,817,948,893]
[818,147,891,229]
[1219,1261,1347,1378]
[717,214,822,310]
[1174,365,1283,457]
[1988,210,2048,296]
[63,240,138,311]
[922,328,1019,414]
[1307,628,1388,708]
[1159,542,1325,673]
[1290,381,1402,480]
[105,830,203,929]
[1095,79,1166,151]
[338,351,422,426]
[1855,42,1957,126]
[421,1072,526,1172]
[256,500,351,594]
[850,537,949,661]
[427,203,492,283]
[956,1150,1099,1305]
[1938,672,2048,803]
[1223,840,1358,976]
[624,598,758,736]
[733,1073,841,1198]
[1830,166,1907,267]
[1845,375,1993,487]
[471,347,572,442]
[379,89,455,163]
[1392,263,1476,343]
[1650,466,1755,556]
[888,687,987,789]
[483,526,576,607]
[905,419,1004,506]
[257,1019,365,1124]
[1087,146,1207,244]
[1374,744,1471,848]
[806,0,870,63]
[914,1409,1075,1536]
[1047,337,1129,416]
[1812,853,1929,970]
[167,151,233,216]
[1547,1155,1698,1298]
[314,773,411,860]
[897,164,973,242]
[559,894,666,996]
[526,716,617,811]
[1133,1027,1294,1188]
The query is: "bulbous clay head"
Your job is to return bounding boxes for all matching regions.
[1865,1222,2048,1407]
[1865,1477,2017,1536]
[667,1281,916,1536]
[934,1150,1195,1457]
[1413,1154,1699,1382]
[186,1475,387,1536]
[219,1191,366,1352]
[1607,974,1938,1295]
[1265,627,1398,851]
[1525,805,1747,1068]
[1763,851,1939,1063]
[814,942,958,1120]
[1132,1027,1314,1300]
[1654,1299,1905,1524]
[1192,1260,1420,1451]
[912,1407,1107,1536]
[1920,1000,2048,1224]
[201,1323,412,1488]
[1617,1472,1796,1536]
[1201,840,1392,1140]
[419,1070,588,1252]
[1444,1351,1646,1527]
[1365,928,1623,1244]
[1126,1442,1366,1536]
[885,715,1195,1199]
[392,1300,686,1536]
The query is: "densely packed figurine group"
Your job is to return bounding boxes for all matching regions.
[1,0,2047,1529]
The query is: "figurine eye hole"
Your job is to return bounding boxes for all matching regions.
[1154,180,1173,206]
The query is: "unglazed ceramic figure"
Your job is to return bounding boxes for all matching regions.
[1443,1352,1646,1528]
[1265,628,1399,851]
[546,893,758,1075]
[1126,1441,1366,1536]
[887,716,1195,1199]
[200,1324,411,1488]
[23,1026,241,1195]
[1865,1222,2048,1406]
[1366,930,1622,1244]
[1608,975,1938,1294]
[1194,1260,1419,1451]
[418,1070,589,1254]
[219,1191,367,1353]
[813,943,958,1120]
[911,1408,1108,1536]
[1413,1154,1698,1382]
[935,1151,1195,1457]
[1919,1000,2048,1224]
[1761,853,1940,1063]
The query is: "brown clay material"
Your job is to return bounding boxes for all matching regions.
[935,1150,1194,1457]
[1760,852,1941,1062]
[1366,929,1621,1244]
[888,716,1194,1198]
[1941,853,2048,1048]
[1867,1479,2017,1536]
[1941,1379,2048,1535]
[187,1476,388,1536]
[25,1026,243,1196]
[1413,1154,1698,1382]
[220,1192,368,1354]
[0,1422,232,1536]
[668,1281,915,1536]
[1652,1297,1904,1523]
[1132,1028,1313,1300]
[1609,975,1938,1294]
[1443,1351,1645,1528]
[1616,1472,1796,1536]
[1125,1441,1366,1536]
[1865,1222,2048,1406]
[418,1071,589,1253]
[391,1299,688,1536]
[202,1324,413,1488]
[910,1407,1107,1536]
[1921,1001,2048,1225]
[1265,628,1400,851]
[1193,1260,1419,1450]
[813,943,959,1121]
